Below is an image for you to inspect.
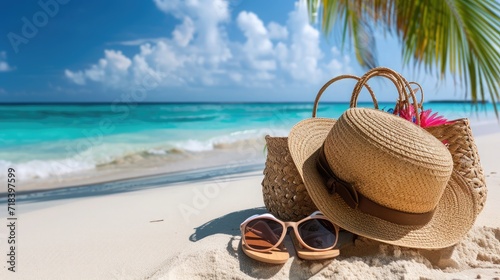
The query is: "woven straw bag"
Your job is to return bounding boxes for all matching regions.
[262,135,316,221]
[262,75,379,221]
[349,68,487,215]
[425,119,487,214]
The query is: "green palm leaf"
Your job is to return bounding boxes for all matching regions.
[308,0,500,113]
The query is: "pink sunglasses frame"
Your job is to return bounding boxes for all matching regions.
[240,211,340,253]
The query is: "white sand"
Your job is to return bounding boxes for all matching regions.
[0,132,499,279]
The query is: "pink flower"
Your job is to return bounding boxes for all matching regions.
[419,109,449,128]
[397,106,449,128]
[399,105,418,124]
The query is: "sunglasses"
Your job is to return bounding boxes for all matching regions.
[240,211,339,252]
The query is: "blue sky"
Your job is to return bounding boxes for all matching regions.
[0,0,470,103]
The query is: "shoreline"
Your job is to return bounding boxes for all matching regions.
[6,142,267,194]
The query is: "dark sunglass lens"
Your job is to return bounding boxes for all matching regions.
[298,219,336,249]
[244,219,283,250]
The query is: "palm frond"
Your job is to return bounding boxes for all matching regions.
[308,0,320,23]
[317,0,378,68]
[308,0,500,111]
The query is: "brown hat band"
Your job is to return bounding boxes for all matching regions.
[316,146,436,226]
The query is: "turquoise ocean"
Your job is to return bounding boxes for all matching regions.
[0,103,497,182]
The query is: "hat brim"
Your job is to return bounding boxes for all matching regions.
[288,118,477,249]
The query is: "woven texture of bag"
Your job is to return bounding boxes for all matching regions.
[425,119,487,214]
[262,136,318,221]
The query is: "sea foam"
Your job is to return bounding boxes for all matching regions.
[0,158,95,180]
[0,128,287,181]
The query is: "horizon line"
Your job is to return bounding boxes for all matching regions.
[0,100,493,105]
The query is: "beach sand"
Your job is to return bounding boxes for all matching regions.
[1,131,499,279]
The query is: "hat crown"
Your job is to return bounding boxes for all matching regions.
[324,108,453,213]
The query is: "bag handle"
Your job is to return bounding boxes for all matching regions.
[350,67,421,125]
[312,75,377,118]
[409,81,425,109]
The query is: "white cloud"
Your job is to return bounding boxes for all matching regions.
[327,48,352,77]
[280,2,323,82]
[238,12,270,49]
[65,0,352,89]
[109,37,169,46]
[154,0,232,65]
[331,47,341,56]
[64,69,85,85]
[0,51,13,72]
[65,50,131,87]
[173,17,195,47]
[237,11,276,76]
[267,22,288,40]
[0,62,10,72]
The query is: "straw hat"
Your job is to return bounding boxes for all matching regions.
[288,108,477,249]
